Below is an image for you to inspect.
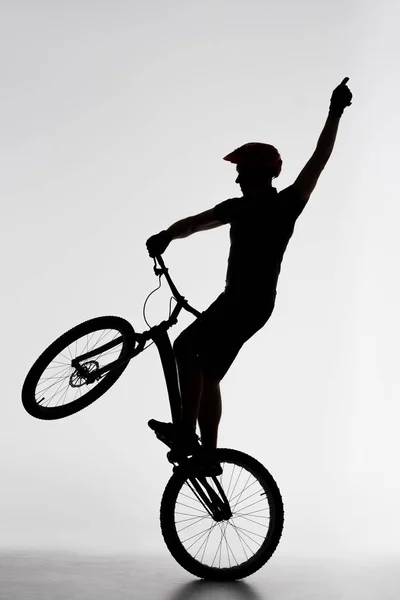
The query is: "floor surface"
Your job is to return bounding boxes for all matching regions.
[0,550,399,600]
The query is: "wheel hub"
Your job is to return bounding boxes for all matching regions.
[69,361,99,388]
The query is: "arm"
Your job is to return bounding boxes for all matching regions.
[166,208,225,240]
[292,77,352,201]
[292,112,341,201]
[146,202,232,257]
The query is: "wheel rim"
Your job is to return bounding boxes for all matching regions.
[173,460,273,571]
[34,327,127,411]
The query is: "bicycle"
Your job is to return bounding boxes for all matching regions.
[21,254,284,581]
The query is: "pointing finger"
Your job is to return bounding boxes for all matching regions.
[341,77,350,86]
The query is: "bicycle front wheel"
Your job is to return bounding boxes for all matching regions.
[160,448,284,580]
[22,315,136,420]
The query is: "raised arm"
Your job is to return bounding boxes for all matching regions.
[291,113,341,201]
[292,77,353,202]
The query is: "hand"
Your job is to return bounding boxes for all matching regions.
[329,77,353,116]
[146,230,172,258]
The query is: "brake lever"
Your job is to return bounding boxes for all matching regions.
[153,256,168,276]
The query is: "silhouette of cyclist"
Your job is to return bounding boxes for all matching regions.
[146,78,352,461]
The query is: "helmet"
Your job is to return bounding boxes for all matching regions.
[223,142,282,178]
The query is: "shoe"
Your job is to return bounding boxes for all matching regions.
[187,450,223,477]
[148,419,200,455]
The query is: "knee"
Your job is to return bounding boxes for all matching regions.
[172,334,185,359]
[202,374,221,389]
[173,333,197,363]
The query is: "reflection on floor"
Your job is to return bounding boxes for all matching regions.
[0,551,399,600]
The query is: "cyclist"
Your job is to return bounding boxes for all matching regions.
[146,78,352,470]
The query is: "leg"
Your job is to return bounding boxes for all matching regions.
[172,293,226,441]
[197,377,222,451]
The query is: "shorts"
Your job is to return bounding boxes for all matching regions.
[174,291,276,381]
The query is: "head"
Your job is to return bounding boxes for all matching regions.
[223,142,282,196]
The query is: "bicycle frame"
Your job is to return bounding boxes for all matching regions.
[71,255,202,425]
[71,256,232,508]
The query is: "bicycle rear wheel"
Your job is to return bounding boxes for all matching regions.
[160,448,284,580]
[22,316,136,420]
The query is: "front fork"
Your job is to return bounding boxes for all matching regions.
[165,446,232,521]
[180,465,232,522]
[150,425,231,520]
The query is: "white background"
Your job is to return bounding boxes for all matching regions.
[1,0,399,561]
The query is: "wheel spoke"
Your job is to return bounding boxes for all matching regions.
[176,514,211,533]
[192,522,220,559]
[227,520,253,559]
[233,513,270,527]
[196,523,216,563]
[231,472,253,512]
[219,522,239,567]
[229,479,258,505]
[44,361,71,369]
[36,367,72,395]
[54,379,71,407]
[176,501,208,514]
[175,513,211,524]
[180,522,217,546]
[226,465,242,501]
[211,524,224,567]
[229,520,267,543]
[234,496,269,514]
[44,377,71,405]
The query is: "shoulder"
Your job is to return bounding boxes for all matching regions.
[277,184,309,218]
[278,184,302,199]
[213,197,242,223]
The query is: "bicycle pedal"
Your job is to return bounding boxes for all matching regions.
[167,449,182,463]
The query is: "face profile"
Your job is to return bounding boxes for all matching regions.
[235,163,278,194]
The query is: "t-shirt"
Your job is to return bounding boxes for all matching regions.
[213,185,307,306]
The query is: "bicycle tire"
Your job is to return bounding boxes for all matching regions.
[160,448,284,580]
[22,315,136,420]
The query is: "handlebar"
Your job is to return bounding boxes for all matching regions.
[152,255,201,319]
